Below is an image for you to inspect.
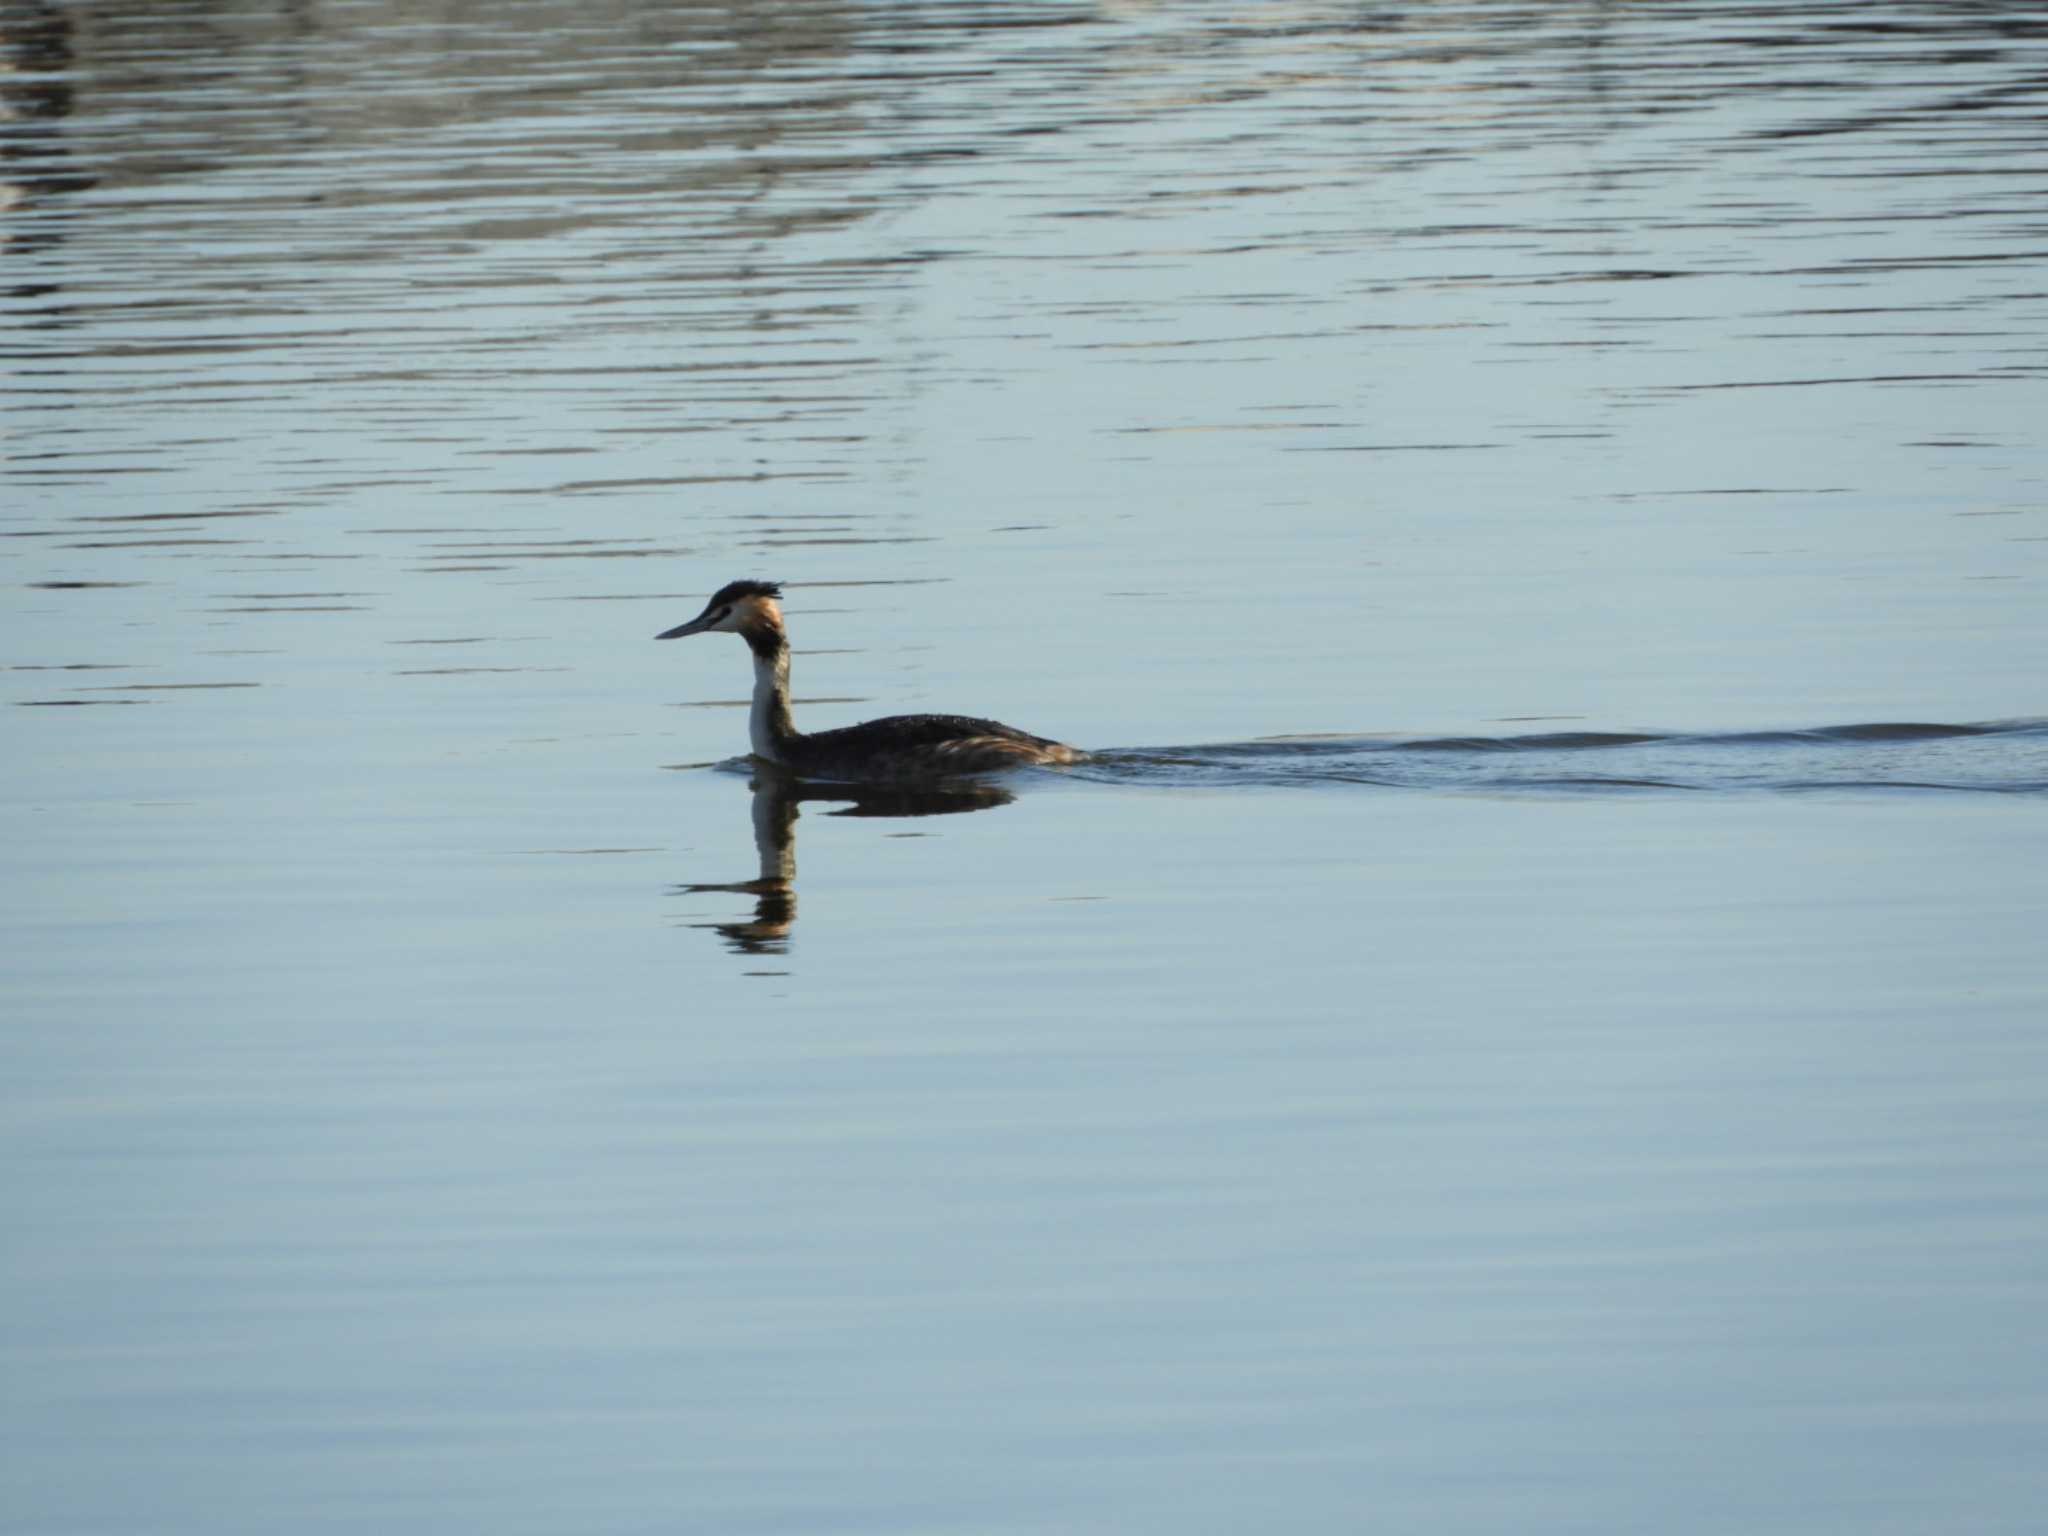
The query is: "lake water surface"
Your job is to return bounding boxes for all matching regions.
[5,2,2047,1532]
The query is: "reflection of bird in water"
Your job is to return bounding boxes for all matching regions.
[673,770,1014,956]
[656,580,1081,781]
[673,772,799,955]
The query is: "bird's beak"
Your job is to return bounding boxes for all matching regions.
[655,611,715,640]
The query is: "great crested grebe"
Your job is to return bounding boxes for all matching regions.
[657,579,1082,781]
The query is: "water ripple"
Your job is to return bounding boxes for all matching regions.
[1081,719,2048,796]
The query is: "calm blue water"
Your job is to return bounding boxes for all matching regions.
[5,2,2047,1532]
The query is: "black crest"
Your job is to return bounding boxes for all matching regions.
[709,579,782,606]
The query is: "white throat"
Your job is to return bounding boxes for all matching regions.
[749,647,789,763]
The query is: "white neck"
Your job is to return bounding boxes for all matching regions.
[749,645,791,763]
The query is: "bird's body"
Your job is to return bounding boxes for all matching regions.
[658,580,1081,781]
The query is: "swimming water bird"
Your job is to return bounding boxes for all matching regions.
[657,579,1082,781]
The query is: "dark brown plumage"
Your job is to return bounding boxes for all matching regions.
[656,580,1081,781]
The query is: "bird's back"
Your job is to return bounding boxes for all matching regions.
[787,713,1080,780]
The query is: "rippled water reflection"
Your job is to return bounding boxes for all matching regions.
[1093,717,2048,793]
[6,3,2048,1533]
